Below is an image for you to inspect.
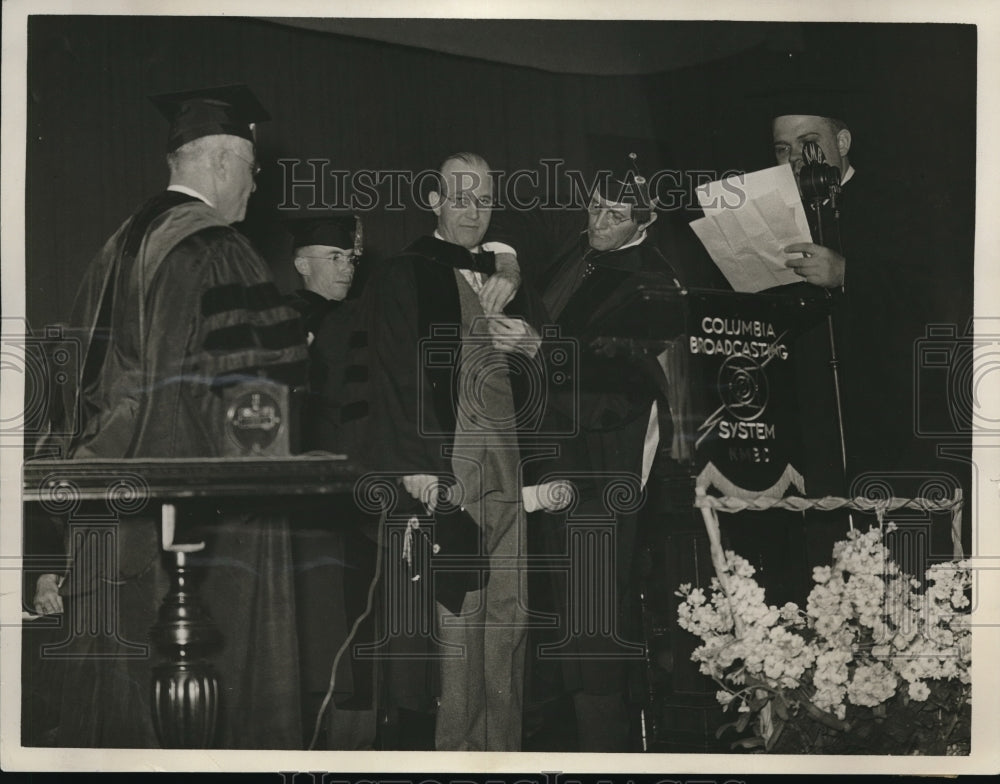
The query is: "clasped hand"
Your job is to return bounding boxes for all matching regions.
[486,315,541,356]
[478,252,521,314]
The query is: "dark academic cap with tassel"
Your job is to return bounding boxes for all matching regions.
[149,83,271,153]
[391,484,489,616]
[761,83,852,126]
[284,211,363,254]
[587,135,666,209]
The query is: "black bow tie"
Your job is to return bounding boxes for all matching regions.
[408,236,498,275]
[466,248,496,275]
[457,250,497,276]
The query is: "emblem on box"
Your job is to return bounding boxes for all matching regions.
[224,384,288,455]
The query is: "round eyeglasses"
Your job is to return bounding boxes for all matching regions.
[229,149,261,178]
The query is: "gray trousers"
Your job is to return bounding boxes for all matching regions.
[434,497,527,751]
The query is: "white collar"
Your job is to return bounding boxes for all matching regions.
[167,183,214,207]
[584,228,648,253]
[841,165,856,186]
[432,230,477,251]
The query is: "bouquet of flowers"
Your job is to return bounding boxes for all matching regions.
[676,523,972,754]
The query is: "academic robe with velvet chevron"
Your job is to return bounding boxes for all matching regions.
[284,288,381,735]
[360,235,546,479]
[487,209,683,710]
[541,236,680,702]
[35,191,309,748]
[354,235,545,718]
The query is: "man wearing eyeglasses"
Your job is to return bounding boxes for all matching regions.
[488,154,682,752]
[285,213,361,345]
[360,152,544,751]
[279,212,383,750]
[32,84,309,748]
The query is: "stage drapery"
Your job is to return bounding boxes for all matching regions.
[26,18,973,335]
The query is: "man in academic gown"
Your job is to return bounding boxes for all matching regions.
[770,95,914,485]
[282,212,382,750]
[31,84,309,748]
[360,152,544,751]
[284,211,367,449]
[768,87,970,559]
[489,155,682,752]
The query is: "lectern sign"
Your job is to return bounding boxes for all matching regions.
[681,290,823,493]
[581,283,832,495]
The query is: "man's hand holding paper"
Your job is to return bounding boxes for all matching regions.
[689,164,815,292]
[783,242,846,288]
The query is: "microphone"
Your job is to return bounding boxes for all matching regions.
[802,140,826,165]
[799,141,842,206]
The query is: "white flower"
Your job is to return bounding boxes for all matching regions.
[928,627,955,649]
[892,627,919,650]
[908,680,931,701]
[870,620,892,645]
[730,553,757,578]
[717,690,735,706]
[764,655,784,680]
[674,525,971,743]
[847,662,897,707]
[951,588,970,609]
[896,658,924,683]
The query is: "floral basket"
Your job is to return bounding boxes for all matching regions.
[676,523,971,755]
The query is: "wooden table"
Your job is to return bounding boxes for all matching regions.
[22,455,361,748]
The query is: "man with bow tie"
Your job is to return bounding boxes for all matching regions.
[361,152,543,751]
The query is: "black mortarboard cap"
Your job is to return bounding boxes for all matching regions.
[149,84,271,153]
[761,83,852,125]
[596,151,657,209]
[587,135,666,209]
[285,212,362,254]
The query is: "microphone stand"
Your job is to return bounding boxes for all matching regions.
[808,182,854,530]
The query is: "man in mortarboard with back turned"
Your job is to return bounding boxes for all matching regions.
[32,84,309,748]
[488,153,683,752]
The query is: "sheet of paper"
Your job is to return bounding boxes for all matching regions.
[689,164,813,293]
[690,216,754,292]
[697,164,809,231]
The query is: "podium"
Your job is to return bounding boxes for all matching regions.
[585,282,838,496]
[584,282,841,751]
[22,455,359,748]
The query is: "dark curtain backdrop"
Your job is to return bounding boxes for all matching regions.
[25,17,975,332]
[264,18,805,76]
